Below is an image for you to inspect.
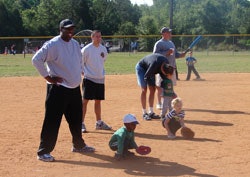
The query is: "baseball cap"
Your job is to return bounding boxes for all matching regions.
[161,27,172,33]
[123,114,139,124]
[59,19,76,29]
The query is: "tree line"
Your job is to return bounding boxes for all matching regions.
[0,0,250,51]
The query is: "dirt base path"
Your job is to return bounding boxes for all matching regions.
[1,73,250,177]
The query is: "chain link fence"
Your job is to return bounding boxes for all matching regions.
[1,34,250,55]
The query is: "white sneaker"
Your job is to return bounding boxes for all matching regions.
[37,153,55,162]
[168,134,176,139]
[156,103,162,110]
[96,121,112,130]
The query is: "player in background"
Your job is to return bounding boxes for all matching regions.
[185,50,202,81]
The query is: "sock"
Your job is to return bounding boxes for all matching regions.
[149,107,154,114]
[97,120,102,125]
[142,109,147,114]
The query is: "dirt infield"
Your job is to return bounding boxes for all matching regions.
[1,73,250,177]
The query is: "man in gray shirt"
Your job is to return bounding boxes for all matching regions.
[153,27,186,110]
[32,19,95,162]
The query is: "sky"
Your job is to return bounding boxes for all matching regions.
[130,0,153,6]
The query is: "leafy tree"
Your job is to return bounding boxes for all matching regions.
[1,0,250,51]
[136,16,158,51]
[89,0,120,34]
[0,2,10,36]
[75,0,93,30]
[16,0,40,10]
[227,0,250,34]
[151,0,170,27]
[115,21,137,51]
[0,1,24,36]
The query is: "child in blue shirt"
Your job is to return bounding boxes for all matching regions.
[185,51,201,80]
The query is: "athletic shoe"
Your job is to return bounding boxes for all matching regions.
[124,150,135,157]
[95,121,112,130]
[148,112,161,119]
[156,103,163,110]
[72,145,95,153]
[81,123,87,133]
[143,113,151,121]
[37,153,55,162]
[168,134,176,139]
[193,77,201,80]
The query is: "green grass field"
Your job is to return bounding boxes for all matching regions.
[0,51,249,77]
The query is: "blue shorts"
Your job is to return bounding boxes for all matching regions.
[135,63,155,88]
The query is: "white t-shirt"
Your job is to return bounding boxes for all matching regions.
[81,42,107,84]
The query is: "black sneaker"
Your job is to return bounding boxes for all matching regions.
[148,112,161,119]
[143,113,151,120]
[124,150,135,157]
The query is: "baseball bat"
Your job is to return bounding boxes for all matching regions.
[184,35,202,53]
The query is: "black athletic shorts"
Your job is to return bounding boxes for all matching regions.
[82,78,105,100]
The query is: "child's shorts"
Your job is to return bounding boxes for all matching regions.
[162,118,181,135]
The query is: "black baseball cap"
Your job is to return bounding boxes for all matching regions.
[161,27,172,33]
[59,19,76,29]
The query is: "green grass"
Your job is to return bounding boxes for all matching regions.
[0,51,249,77]
[0,54,38,77]
[176,51,250,73]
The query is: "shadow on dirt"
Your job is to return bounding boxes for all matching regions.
[185,120,233,126]
[134,132,221,142]
[185,108,250,115]
[57,153,218,177]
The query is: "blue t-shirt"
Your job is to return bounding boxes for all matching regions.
[186,56,197,66]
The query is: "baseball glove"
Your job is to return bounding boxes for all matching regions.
[136,145,151,155]
[181,127,195,139]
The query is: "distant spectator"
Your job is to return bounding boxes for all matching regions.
[4,46,8,55]
[11,44,16,55]
[131,41,138,53]
[105,41,112,53]
[80,43,84,49]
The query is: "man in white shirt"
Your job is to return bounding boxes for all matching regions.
[81,30,112,133]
